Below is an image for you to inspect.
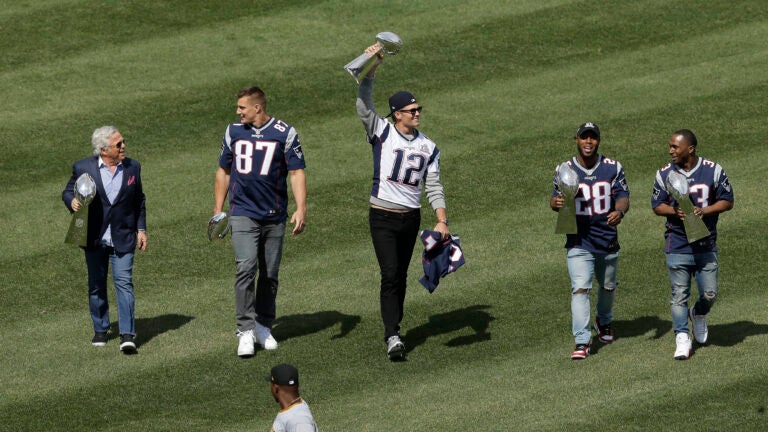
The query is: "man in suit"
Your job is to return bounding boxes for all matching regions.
[62,126,147,353]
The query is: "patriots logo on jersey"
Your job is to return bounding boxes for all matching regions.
[722,176,731,192]
[619,178,628,191]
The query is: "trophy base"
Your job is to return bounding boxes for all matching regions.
[64,209,88,247]
[555,207,578,235]
[683,216,711,244]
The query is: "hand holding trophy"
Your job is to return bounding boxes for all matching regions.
[665,170,711,243]
[208,212,230,241]
[64,173,96,246]
[555,162,579,234]
[344,31,403,84]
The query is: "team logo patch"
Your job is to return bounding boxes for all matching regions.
[652,187,661,200]
[293,145,304,159]
[722,176,731,192]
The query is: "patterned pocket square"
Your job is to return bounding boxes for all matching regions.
[128,175,136,185]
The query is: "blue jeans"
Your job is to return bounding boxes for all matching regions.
[566,248,618,344]
[666,252,719,334]
[230,216,285,331]
[85,246,136,335]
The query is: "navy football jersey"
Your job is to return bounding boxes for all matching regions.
[418,230,465,293]
[219,118,305,222]
[651,157,733,254]
[551,154,630,253]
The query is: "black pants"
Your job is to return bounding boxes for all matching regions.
[369,207,421,342]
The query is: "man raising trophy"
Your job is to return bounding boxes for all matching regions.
[353,37,452,361]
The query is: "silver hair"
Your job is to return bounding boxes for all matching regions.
[91,126,119,156]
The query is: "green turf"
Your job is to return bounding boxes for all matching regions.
[1,0,767,430]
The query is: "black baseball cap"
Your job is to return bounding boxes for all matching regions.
[266,363,299,386]
[576,122,600,139]
[387,91,417,117]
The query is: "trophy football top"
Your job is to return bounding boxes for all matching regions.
[75,173,96,206]
[375,32,403,55]
[666,170,689,200]
[557,163,579,194]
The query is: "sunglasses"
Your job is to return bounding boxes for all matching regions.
[113,140,126,149]
[397,106,423,115]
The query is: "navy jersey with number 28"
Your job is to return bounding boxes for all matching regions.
[552,154,630,253]
[219,118,305,222]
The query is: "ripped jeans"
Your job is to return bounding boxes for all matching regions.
[567,248,618,344]
[666,252,719,335]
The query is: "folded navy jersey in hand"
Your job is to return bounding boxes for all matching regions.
[419,230,466,293]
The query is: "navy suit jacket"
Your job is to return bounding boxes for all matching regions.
[62,156,146,253]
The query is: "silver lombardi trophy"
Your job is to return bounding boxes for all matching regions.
[344,31,403,84]
[666,170,711,243]
[555,163,579,234]
[208,212,230,241]
[64,173,97,246]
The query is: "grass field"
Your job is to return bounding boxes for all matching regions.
[2,0,767,430]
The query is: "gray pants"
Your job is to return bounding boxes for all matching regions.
[230,216,285,332]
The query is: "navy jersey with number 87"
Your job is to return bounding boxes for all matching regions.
[219,118,305,222]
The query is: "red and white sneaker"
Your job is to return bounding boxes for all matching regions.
[593,317,614,344]
[571,342,591,360]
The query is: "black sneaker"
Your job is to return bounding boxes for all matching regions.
[386,335,406,361]
[92,332,108,347]
[119,334,137,354]
[594,317,614,344]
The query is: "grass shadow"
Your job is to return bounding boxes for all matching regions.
[403,305,494,353]
[613,315,672,341]
[705,321,768,347]
[590,315,671,356]
[590,318,768,356]
[271,311,361,342]
[108,313,195,347]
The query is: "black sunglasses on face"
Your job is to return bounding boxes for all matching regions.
[113,140,125,148]
[398,106,423,115]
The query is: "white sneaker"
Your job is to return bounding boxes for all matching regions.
[386,335,405,360]
[689,306,709,344]
[237,329,255,357]
[255,323,278,350]
[674,332,692,360]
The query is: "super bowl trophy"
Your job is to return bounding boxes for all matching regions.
[666,170,711,243]
[344,31,403,84]
[208,212,230,241]
[555,163,579,234]
[64,173,97,246]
